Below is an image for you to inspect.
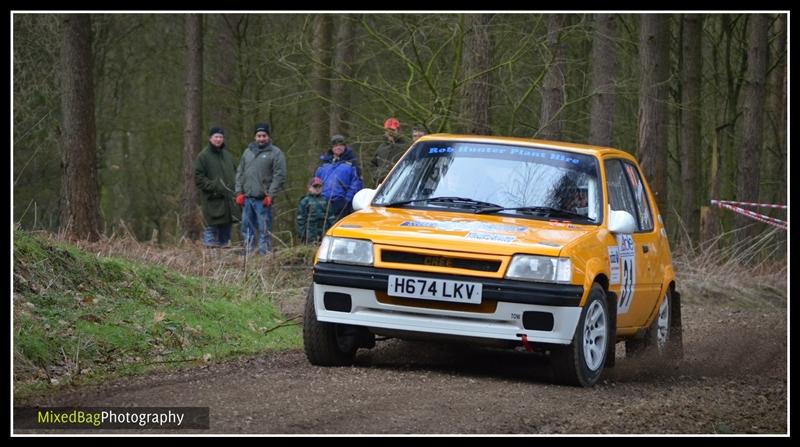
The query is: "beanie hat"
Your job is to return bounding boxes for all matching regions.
[208,127,224,137]
[254,122,270,135]
[330,134,346,147]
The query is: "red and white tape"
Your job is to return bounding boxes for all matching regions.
[714,200,787,210]
[711,200,788,230]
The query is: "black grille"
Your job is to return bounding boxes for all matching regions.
[381,251,501,272]
[522,311,554,331]
[323,292,352,312]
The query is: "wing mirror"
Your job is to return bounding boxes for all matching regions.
[608,209,636,234]
[352,188,377,211]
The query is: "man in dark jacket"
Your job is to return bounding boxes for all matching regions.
[314,134,363,223]
[370,117,407,186]
[235,123,287,255]
[194,127,239,247]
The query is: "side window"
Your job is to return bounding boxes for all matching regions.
[604,160,639,224]
[621,161,654,231]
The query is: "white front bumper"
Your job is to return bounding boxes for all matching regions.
[313,283,581,345]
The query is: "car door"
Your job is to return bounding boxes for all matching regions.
[603,159,661,329]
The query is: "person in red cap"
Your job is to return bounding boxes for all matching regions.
[370,117,407,186]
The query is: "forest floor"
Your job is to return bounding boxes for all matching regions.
[13,231,788,434]
[15,289,787,434]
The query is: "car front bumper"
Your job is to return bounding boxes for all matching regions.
[312,262,584,345]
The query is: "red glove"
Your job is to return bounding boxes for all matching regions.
[235,193,245,207]
[262,195,272,207]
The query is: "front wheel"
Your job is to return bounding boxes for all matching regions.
[303,287,357,366]
[551,284,610,387]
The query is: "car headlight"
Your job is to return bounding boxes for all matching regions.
[316,236,374,266]
[505,255,571,284]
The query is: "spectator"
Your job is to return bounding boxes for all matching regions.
[315,134,363,223]
[235,122,287,255]
[370,117,407,186]
[194,127,239,247]
[296,176,331,244]
[411,124,427,142]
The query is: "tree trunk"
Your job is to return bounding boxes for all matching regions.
[637,14,670,216]
[720,16,748,235]
[539,14,565,140]
[330,14,354,137]
[765,14,786,206]
[460,14,492,135]
[60,14,101,241]
[735,14,768,240]
[182,14,203,240]
[589,14,617,147]
[210,14,241,148]
[703,15,745,245]
[679,14,702,245]
[310,14,331,171]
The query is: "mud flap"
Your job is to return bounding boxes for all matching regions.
[669,289,684,360]
[605,290,618,368]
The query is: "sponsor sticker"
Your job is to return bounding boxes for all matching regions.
[400,220,526,233]
[608,246,620,285]
[464,232,516,243]
[616,234,635,315]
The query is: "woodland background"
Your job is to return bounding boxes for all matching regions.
[12,12,788,253]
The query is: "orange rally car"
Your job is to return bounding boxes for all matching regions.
[303,134,683,387]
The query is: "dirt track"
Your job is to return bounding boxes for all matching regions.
[14,300,787,434]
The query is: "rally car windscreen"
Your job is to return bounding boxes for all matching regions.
[373,140,603,223]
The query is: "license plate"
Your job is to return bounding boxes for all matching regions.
[387,275,483,304]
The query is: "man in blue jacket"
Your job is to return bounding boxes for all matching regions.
[314,134,363,224]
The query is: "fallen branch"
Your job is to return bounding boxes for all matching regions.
[262,315,301,334]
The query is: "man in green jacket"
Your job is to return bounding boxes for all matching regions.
[194,127,239,247]
[296,176,332,244]
[235,122,287,255]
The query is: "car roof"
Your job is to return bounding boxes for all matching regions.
[416,133,637,161]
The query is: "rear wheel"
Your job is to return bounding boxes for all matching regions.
[626,288,682,359]
[303,287,357,366]
[551,284,610,387]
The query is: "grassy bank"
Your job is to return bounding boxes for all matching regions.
[13,230,308,397]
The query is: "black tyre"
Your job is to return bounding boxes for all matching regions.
[626,288,683,360]
[303,287,357,366]
[551,284,610,387]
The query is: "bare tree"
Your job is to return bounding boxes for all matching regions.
[210,14,241,148]
[702,15,747,245]
[765,14,787,206]
[460,14,492,135]
[60,14,101,241]
[539,14,565,140]
[735,14,768,240]
[182,14,203,240]
[589,14,617,147]
[310,14,331,166]
[680,14,703,244]
[330,14,355,137]
[637,14,670,215]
